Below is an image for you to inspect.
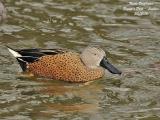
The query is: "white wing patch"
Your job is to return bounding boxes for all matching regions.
[8,47,22,57]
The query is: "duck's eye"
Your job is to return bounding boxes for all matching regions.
[94,53,97,55]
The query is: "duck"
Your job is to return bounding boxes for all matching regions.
[0,1,6,22]
[7,46,121,82]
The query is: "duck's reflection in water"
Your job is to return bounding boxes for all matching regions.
[35,78,105,113]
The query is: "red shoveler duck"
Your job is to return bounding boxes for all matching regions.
[7,46,121,82]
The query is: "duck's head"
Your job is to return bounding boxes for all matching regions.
[80,47,121,75]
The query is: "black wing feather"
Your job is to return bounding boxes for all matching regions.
[17,48,65,57]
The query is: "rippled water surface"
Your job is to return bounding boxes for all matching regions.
[0,0,160,119]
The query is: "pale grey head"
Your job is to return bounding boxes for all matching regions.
[80,47,122,75]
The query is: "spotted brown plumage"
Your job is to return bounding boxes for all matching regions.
[28,52,104,82]
[7,46,122,82]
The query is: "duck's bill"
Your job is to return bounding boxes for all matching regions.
[100,57,122,75]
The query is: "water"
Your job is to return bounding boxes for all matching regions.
[0,0,160,119]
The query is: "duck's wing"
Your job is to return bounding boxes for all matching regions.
[16,48,66,57]
[7,46,67,71]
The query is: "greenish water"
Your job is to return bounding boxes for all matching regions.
[0,0,160,119]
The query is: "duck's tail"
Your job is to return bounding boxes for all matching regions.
[7,46,28,71]
[7,46,22,58]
